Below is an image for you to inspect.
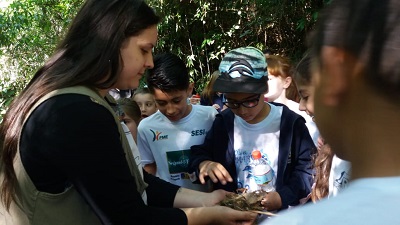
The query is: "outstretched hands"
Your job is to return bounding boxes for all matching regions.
[175,188,257,225]
[199,160,233,185]
[182,206,257,225]
[211,206,258,225]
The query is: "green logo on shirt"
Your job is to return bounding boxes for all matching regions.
[166,150,190,175]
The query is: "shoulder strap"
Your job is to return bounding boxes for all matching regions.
[20,86,148,194]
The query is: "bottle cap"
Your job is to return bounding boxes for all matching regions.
[252,150,262,160]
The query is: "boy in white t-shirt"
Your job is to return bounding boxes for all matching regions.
[137,53,218,192]
[189,47,315,211]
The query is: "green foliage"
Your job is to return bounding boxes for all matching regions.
[0,0,328,121]
[0,0,83,121]
[149,0,328,93]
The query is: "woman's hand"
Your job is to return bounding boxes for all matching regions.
[175,188,258,224]
[211,206,257,225]
[199,160,233,185]
[183,206,257,225]
[201,189,229,207]
[174,188,228,208]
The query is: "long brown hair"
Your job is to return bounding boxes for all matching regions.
[201,70,220,104]
[0,0,160,210]
[310,144,334,202]
[295,53,335,202]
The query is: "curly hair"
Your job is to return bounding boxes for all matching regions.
[311,143,334,202]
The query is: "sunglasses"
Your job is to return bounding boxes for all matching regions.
[222,94,261,109]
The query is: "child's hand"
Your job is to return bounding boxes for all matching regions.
[199,160,233,185]
[260,191,282,211]
[212,103,220,110]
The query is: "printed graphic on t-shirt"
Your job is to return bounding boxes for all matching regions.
[235,149,276,192]
[334,171,350,191]
[166,149,191,181]
[150,129,168,142]
[190,129,207,136]
[235,150,252,190]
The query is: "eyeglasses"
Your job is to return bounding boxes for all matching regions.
[222,94,261,109]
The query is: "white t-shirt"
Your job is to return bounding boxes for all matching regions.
[285,100,319,146]
[137,105,218,192]
[234,103,282,192]
[263,176,400,225]
[329,155,352,197]
[121,122,147,204]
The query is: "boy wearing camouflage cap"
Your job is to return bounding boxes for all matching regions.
[189,47,315,212]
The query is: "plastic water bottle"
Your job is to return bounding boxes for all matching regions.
[250,150,275,192]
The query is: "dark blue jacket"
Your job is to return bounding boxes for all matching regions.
[189,102,315,209]
[200,93,224,112]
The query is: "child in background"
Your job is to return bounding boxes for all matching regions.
[294,53,351,201]
[264,55,300,103]
[137,53,218,192]
[264,55,320,147]
[200,70,226,112]
[189,47,315,212]
[132,87,157,119]
[115,97,143,177]
[117,98,142,143]
[266,0,400,224]
[189,93,201,105]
